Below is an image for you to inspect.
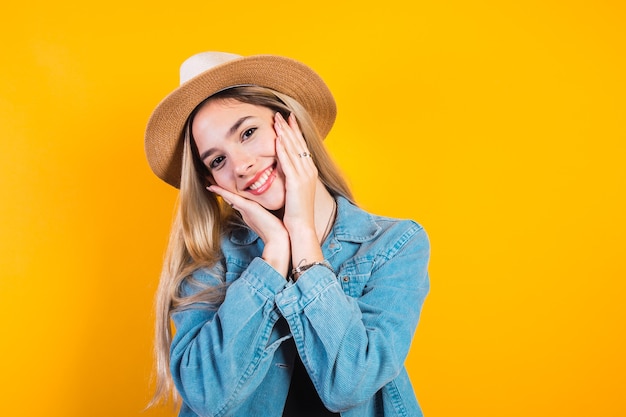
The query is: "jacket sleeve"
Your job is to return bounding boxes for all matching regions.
[274,221,430,413]
[170,257,289,417]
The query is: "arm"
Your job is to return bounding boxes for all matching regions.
[170,258,288,417]
[275,222,430,412]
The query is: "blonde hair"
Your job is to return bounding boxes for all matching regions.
[150,85,353,407]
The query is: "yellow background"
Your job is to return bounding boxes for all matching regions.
[1,1,624,416]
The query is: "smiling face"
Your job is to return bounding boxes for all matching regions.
[192,99,286,211]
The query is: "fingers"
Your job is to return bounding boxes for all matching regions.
[273,112,318,235]
[274,113,316,178]
[207,184,243,210]
[274,112,297,139]
[275,113,310,155]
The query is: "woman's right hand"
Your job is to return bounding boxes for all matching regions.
[207,184,291,278]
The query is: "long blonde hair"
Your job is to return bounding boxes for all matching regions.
[150,85,353,407]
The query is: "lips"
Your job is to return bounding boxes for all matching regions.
[245,164,276,195]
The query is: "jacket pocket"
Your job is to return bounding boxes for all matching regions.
[336,256,374,298]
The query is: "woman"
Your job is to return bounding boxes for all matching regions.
[145,52,430,417]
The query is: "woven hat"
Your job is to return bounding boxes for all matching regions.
[145,52,337,188]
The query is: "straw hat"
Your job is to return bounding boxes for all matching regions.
[145,52,337,188]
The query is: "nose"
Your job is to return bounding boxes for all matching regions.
[232,149,255,177]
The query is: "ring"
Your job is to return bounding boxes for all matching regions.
[298,152,313,158]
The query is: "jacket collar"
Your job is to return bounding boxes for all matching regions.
[331,196,381,242]
[229,195,381,246]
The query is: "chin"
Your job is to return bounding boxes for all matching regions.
[260,199,285,212]
[256,182,286,211]
[256,191,285,212]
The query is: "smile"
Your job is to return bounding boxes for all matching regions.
[246,165,276,195]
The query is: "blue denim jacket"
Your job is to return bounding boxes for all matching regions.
[171,196,430,417]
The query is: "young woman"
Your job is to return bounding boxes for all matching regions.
[145,52,430,417]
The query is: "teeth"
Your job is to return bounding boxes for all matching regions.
[249,167,273,190]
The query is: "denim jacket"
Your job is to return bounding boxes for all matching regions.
[171,196,430,417]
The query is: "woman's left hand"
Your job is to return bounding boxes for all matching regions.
[274,112,318,235]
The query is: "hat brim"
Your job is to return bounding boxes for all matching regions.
[145,55,336,188]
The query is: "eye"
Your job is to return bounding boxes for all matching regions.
[209,155,225,169]
[242,127,256,140]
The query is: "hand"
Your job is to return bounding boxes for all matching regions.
[207,184,290,278]
[274,112,324,268]
[274,112,318,235]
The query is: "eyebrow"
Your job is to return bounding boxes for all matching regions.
[198,115,253,162]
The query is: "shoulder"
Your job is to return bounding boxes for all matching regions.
[335,197,429,255]
[368,214,429,262]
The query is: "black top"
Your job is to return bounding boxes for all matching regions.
[282,356,339,416]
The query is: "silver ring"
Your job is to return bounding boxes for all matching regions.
[298,152,313,158]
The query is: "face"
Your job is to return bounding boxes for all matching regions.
[192,99,286,211]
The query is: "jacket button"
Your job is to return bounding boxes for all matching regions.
[342,276,349,282]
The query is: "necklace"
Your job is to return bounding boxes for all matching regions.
[320,198,337,243]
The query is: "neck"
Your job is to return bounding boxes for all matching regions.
[314,180,337,243]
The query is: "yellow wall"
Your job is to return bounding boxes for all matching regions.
[1,1,624,416]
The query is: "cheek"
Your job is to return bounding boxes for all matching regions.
[211,171,235,191]
[259,130,278,154]
[275,162,286,181]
